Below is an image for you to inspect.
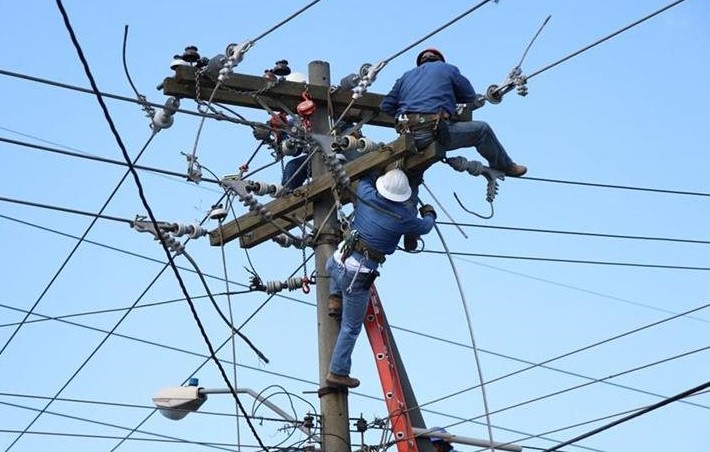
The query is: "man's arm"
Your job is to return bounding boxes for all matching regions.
[380,79,402,117]
[451,66,478,103]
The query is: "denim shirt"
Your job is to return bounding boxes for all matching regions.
[351,174,435,257]
[380,61,478,118]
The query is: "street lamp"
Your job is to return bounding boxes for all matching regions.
[152,378,318,439]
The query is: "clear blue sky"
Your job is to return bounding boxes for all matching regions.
[1,1,708,452]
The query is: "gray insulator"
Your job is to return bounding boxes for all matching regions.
[272,234,311,249]
[264,277,306,294]
[172,222,207,239]
[203,54,226,78]
[281,139,300,156]
[339,73,360,91]
[447,156,484,176]
[249,181,278,196]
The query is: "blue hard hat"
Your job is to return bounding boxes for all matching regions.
[429,427,448,442]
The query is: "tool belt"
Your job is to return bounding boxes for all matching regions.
[351,239,386,264]
[395,112,450,134]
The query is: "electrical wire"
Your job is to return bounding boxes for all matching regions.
[437,220,710,246]
[0,400,235,452]
[412,300,710,413]
[526,0,689,81]
[539,379,710,452]
[28,5,269,452]
[419,184,496,451]
[0,130,155,365]
[0,68,256,126]
[421,249,710,271]
[0,135,221,184]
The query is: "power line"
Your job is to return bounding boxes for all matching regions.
[437,221,710,245]
[540,378,710,452]
[0,68,255,127]
[521,174,710,198]
[527,0,689,81]
[0,135,222,184]
[422,249,710,271]
[0,195,134,224]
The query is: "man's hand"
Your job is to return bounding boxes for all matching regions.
[419,204,437,220]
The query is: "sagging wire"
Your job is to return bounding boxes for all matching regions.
[122,25,180,132]
[445,156,506,220]
[333,0,500,128]
[215,215,243,445]
[48,5,279,452]
[129,217,269,364]
[417,195,497,452]
[421,181,468,239]
[185,0,324,180]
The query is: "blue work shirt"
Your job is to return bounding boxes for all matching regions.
[380,61,478,117]
[351,174,435,260]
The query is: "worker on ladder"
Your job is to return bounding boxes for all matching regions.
[325,168,437,388]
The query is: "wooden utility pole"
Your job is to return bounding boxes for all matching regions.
[307,60,352,452]
[160,62,468,451]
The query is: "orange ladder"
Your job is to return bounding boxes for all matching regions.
[364,284,419,452]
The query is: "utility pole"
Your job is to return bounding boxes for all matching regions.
[307,60,352,452]
[160,61,478,451]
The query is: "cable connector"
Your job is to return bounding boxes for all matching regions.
[151,97,180,132]
[221,175,273,221]
[351,60,386,100]
[219,40,253,83]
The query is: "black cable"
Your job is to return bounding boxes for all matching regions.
[0,400,235,452]
[437,220,710,245]
[540,379,710,452]
[522,174,710,197]
[0,131,155,361]
[252,0,324,43]
[0,68,256,127]
[1,135,222,184]
[411,300,710,413]
[527,0,688,81]
[39,4,270,452]
[384,0,498,64]
[422,249,710,271]
[0,195,133,224]
[0,429,248,449]
[181,250,269,363]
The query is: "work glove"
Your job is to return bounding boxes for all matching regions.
[403,234,419,252]
[419,204,437,220]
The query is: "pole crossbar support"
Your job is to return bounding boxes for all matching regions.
[209,136,443,248]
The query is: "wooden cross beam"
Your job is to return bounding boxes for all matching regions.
[209,136,443,248]
[161,66,471,127]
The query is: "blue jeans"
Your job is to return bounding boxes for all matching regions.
[326,255,374,376]
[413,119,514,171]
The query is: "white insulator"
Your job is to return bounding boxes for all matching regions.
[209,204,228,221]
[357,137,379,153]
[351,85,365,100]
[272,234,293,248]
[269,184,283,198]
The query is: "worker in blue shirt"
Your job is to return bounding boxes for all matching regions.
[429,427,458,452]
[380,48,527,180]
[325,168,436,388]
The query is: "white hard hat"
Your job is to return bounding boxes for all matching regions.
[375,169,412,202]
[285,72,307,83]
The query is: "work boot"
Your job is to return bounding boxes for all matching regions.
[326,372,360,388]
[327,295,342,320]
[503,164,527,177]
[403,234,419,252]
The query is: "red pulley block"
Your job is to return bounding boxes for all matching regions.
[297,91,315,117]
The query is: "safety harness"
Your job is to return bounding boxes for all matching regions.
[340,230,386,265]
